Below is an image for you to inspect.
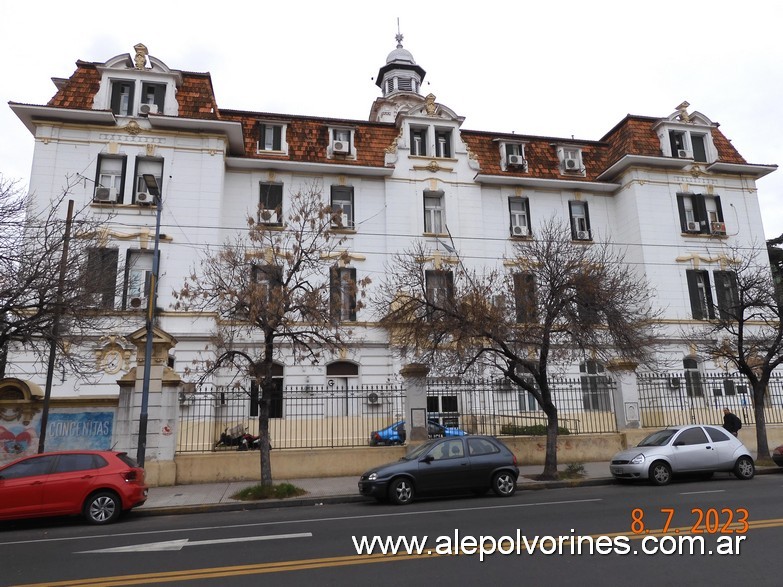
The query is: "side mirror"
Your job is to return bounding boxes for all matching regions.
[673,441,685,447]
[420,455,434,464]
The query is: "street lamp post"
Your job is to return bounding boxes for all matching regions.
[136,174,162,467]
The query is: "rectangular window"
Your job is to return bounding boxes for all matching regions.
[686,269,715,320]
[714,270,739,320]
[676,194,724,234]
[123,250,154,309]
[669,130,688,157]
[256,123,283,151]
[140,82,165,113]
[513,272,536,323]
[411,128,427,156]
[330,186,354,229]
[331,128,352,154]
[424,190,444,234]
[250,264,283,314]
[425,269,454,310]
[509,197,530,237]
[94,155,127,203]
[435,130,451,158]
[134,158,163,204]
[85,248,119,309]
[561,147,583,173]
[330,266,357,321]
[110,81,135,116]
[504,143,527,169]
[259,183,283,225]
[580,361,611,411]
[568,201,591,240]
[691,134,707,162]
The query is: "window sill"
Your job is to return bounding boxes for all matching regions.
[255,149,289,156]
[330,226,356,234]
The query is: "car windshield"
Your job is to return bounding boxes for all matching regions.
[402,440,437,460]
[637,429,677,447]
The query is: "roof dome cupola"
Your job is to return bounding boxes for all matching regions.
[376,32,426,98]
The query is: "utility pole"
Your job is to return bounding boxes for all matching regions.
[38,199,74,453]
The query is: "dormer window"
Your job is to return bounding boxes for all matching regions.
[559,147,584,174]
[109,80,165,116]
[110,81,135,116]
[502,142,528,171]
[330,128,354,157]
[669,130,708,162]
[435,129,452,158]
[256,122,287,153]
[411,127,427,156]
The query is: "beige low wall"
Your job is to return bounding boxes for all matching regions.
[168,426,783,486]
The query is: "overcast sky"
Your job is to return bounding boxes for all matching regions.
[2,1,780,238]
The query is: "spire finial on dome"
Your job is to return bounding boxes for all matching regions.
[396,18,403,48]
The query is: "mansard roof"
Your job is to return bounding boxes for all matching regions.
[19,56,777,182]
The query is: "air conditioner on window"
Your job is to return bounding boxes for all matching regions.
[367,392,380,405]
[511,225,528,237]
[139,103,158,116]
[686,221,700,232]
[710,221,726,234]
[564,158,580,171]
[94,187,117,202]
[136,191,153,205]
[332,140,350,154]
[508,154,527,169]
[576,230,590,240]
[677,149,691,158]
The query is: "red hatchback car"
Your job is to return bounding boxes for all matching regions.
[0,450,148,525]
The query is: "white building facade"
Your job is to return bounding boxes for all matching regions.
[8,39,777,400]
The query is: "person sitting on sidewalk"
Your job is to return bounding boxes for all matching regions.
[723,408,742,437]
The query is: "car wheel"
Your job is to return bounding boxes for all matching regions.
[734,456,755,480]
[649,461,672,486]
[389,477,414,505]
[83,491,121,525]
[492,471,517,497]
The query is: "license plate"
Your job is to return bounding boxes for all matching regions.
[612,467,623,475]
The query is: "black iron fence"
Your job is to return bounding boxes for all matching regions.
[177,383,405,453]
[638,372,783,428]
[426,377,618,436]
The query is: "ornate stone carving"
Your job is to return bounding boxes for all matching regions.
[134,43,149,70]
[125,121,142,135]
[425,93,437,116]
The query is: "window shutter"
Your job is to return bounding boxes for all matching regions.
[583,202,591,232]
[692,135,707,162]
[524,198,532,230]
[693,195,708,232]
[256,123,266,147]
[714,270,739,320]
[347,267,357,321]
[714,196,724,222]
[568,201,577,239]
[153,84,165,110]
[686,270,705,320]
[513,272,536,323]
[329,266,339,320]
[676,194,688,232]
[272,126,282,150]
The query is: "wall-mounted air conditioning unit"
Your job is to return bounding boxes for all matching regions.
[139,103,158,116]
[576,230,590,240]
[686,221,700,232]
[511,224,528,237]
[332,140,350,154]
[129,296,146,310]
[563,158,580,171]
[136,191,153,205]
[508,154,527,169]
[94,187,117,202]
[367,392,380,405]
[677,149,691,158]
[710,221,726,234]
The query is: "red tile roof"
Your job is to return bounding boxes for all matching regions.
[41,61,755,177]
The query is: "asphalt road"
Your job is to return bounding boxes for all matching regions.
[2,473,782,586]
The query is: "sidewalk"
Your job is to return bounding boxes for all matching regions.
[135,462,617,517]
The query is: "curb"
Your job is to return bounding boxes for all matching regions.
[133,467,781,519]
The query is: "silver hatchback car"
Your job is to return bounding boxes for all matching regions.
[610,424,755,485]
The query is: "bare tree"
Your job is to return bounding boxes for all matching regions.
[1,174,123,377]
[685,242,783,460]
[174,183,368,485]
[375,219,660,479]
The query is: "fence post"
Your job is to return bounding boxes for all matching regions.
[607,359,641,429]
[400,363,430,443]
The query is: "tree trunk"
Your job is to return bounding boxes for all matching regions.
[541,402,559,480]
[752,383,770,459]
[258,383,273,486]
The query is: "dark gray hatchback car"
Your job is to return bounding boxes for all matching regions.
[358,435,519,505]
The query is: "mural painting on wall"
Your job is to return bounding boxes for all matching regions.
[1,411,115,463]
[0,394,41,459]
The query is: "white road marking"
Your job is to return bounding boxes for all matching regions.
[679,490,726,495]
[1,498,602,547]
[77,532,313,553]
